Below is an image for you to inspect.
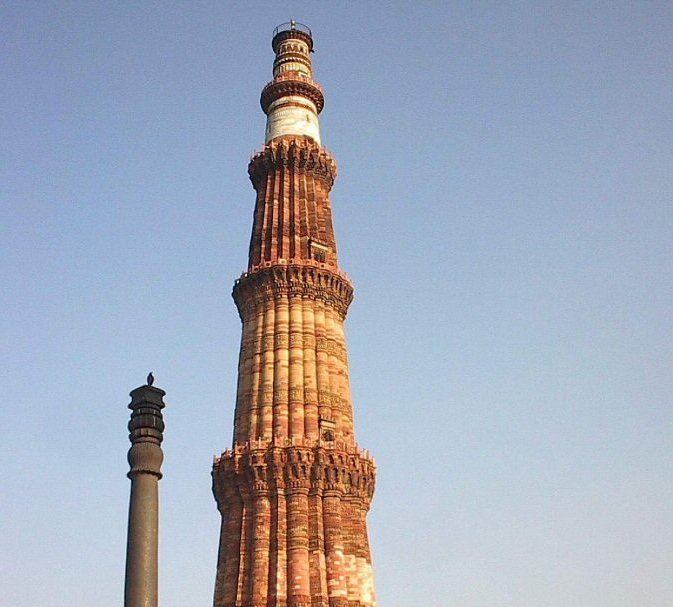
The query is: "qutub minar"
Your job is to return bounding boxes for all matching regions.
[124,21,378,607]
[212,21,377,607]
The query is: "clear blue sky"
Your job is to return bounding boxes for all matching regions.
[2,2,672,606]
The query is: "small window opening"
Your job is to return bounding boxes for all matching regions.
[309,239,330,263]
[320,417,336,442]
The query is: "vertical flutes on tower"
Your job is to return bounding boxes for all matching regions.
[213,24,378,607]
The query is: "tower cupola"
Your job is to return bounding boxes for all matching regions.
[262,21,324,144]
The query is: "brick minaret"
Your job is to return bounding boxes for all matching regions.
[212,22,377,607]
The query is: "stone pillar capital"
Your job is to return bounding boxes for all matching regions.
[127,384,166,479]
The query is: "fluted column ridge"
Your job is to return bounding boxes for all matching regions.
[246,137,340,271]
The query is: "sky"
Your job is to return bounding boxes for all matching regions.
[1,2,672,606]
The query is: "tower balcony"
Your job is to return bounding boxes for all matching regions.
[260,72,325,114]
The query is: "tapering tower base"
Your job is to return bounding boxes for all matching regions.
[213,440,376,607]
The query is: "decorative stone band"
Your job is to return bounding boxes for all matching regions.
[233,262,354,320]
[213,443,376,509]
[249,136,337,189]
[273,49,312,77]
[253,334,348,365]
[261,73,325,114]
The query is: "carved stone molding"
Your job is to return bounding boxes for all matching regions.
[233,263,354,320]
[261,76,325,115]
[249,137,337,189]
[213,443,376,510]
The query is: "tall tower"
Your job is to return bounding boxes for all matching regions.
[212,22,377,607]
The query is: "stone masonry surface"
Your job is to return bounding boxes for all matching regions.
[212,23,377,607]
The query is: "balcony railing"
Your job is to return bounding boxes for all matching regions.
[273,20,312,38]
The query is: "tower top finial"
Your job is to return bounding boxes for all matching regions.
[272,21,313,53]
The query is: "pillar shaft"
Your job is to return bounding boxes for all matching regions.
[125,474,159,607]
[124,384,165,607]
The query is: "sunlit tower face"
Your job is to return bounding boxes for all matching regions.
[212,23,378,607]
